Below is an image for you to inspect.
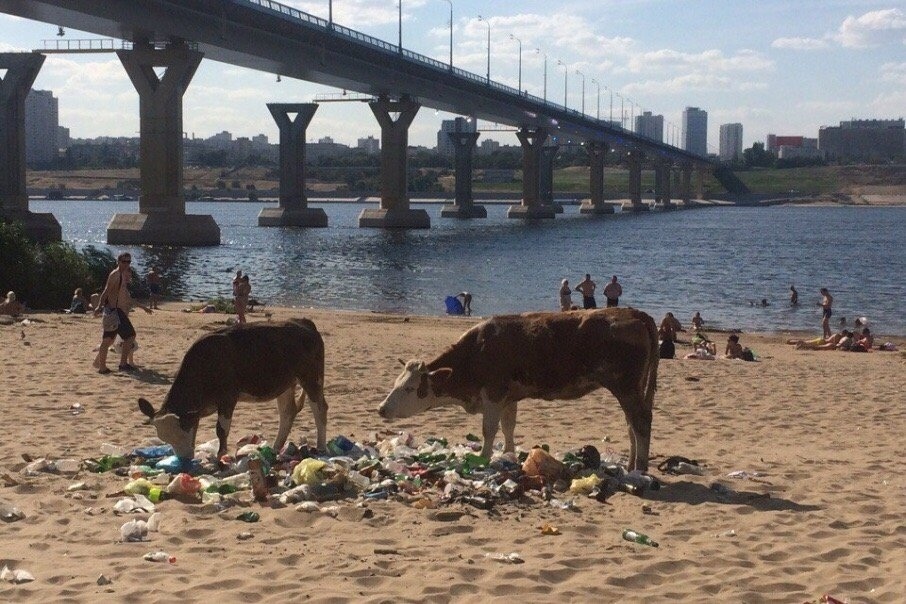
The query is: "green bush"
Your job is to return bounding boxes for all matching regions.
[0,222,115,310]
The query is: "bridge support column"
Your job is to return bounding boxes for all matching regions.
[653,162,675,210]
[580,140,614,215]
[359,96,429,228]
[259,103,327,227]
[540,145,563,213]
[680,163,694,207]
[508,127,555,219]
[0,53,61,243]
[440,130,486,218]
[108,44,219,245]
[695,165,708,200]
[621,151,649,212]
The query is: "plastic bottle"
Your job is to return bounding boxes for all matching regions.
[622,529,659,547]
[674,461,704,475]
[247,457,269,501]
[143,551,175,563]
[100,443,128,456]
[462,495,493,510]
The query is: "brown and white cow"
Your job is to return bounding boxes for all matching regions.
[378,308,658,471]
[138,318,327,459]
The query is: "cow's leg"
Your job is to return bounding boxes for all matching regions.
[273,387,299,453]
[299,378,328,453]
[500,402,518,453]
[480,404,501,459]
[216,399,238,457]
[619,395,652,473]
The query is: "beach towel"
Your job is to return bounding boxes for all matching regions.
[445,296,465,315]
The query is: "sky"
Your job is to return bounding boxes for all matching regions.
[1,0,904,154]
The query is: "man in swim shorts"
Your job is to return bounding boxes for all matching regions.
[818,287,833,339]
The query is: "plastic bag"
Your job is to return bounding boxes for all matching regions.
[291,458,327,486]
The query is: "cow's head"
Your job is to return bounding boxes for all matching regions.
[137,398,198,459]
[378,359,454,419]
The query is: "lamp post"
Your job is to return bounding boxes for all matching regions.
[477,15,490,82]
[509,34,522,93]
[557,59,568,109]
[535,48,547,102]
[439,0,453,67]
[591,78,601,121]
[575,69,585,115]
[398,0,402,51]
[328,0,333,28]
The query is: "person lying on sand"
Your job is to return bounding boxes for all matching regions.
[684,341,716,360]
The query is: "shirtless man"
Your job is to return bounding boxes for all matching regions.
[602,275,623,308]
[93,253,152,374]
[818,287,833,339]
[575,274,597,309]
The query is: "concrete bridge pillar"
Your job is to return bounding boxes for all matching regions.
[359,96,429,228]
[0,53,61,243]
[653,161,675,210]
[258,103,327,227]
[580,140,614,215]
[108,44,219,245]
[540,145,563,213]
[695,165,707,200]
[680,163,694,206]
[440,130,486,218]
[508,127,555,219]
[622,150,649,212]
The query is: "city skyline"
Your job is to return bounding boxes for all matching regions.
[1,1,904,153]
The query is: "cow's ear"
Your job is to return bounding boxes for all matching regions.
[428,368,453,384]
[138,398,156,419]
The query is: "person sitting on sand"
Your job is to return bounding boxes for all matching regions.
[724,334,756,360]
[684,340,716,360]
[850,328,873,352]
[691,311,704,331]
[0,291,26,316]
[68,288,89,314]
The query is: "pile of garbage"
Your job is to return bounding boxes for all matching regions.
[54,433,668,514]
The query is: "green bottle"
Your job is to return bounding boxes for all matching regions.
[622,529,659,547]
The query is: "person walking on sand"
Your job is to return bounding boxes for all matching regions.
[603,275,623,308]
[818,287,833,339]
[559,279,573,311]
[146,267,162,310]
[93,252,152,374]
[575,274,597,309]
[789,285,799,306]
[235,274,251,324]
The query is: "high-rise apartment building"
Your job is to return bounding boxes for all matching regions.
[357,135,380,155]
[718,123,743,162]
[682,107,708,156]
[635,111,664,142]
[25,89,59,167]
[437,117,476,156]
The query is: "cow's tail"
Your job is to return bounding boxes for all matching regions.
[642,316,658,412]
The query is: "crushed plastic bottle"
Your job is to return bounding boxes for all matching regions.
[485,552,524,564]
[674,461,705,475]
[622,528,659,547]
[143,551,175,563]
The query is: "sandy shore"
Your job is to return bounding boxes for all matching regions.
[1,305,904,603]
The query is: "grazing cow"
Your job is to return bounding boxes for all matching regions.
[138,318,327,459]
[378,308,658,472]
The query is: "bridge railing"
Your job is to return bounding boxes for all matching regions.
[237,0,702,158]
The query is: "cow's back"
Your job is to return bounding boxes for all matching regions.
[165,319,324,415]
[446,308,657,402]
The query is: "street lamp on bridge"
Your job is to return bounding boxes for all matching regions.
[328,0,333,28]
[509,34,522,93]
[535,48,547,102]
[438,0,453,68]
[590,78,601,121]
[575,69,585,115]
[556,59,568,109]
[477,15,491,83]
[398,1,402,51]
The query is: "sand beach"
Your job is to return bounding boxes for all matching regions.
[1,305,904,603]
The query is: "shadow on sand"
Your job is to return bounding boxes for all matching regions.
[646,478,821,513]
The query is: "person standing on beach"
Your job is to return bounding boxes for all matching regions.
[575,274,597,309]
[146,267,162,310]
[559,279,573,311]
[457,292,473,316]
[789,285,799,306]
[93,252,152,374]
[818,287,833,339]
[235,274,251,324]
[603,275,623,308]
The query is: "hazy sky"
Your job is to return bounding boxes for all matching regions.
[1,1,904,153]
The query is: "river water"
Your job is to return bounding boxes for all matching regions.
[32,200,906,335]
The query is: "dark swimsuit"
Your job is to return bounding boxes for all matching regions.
[823,307,832,319]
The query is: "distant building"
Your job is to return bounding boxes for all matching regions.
[357,135,379,155]
[308,136,350,161]
[437,117,476,156]
[207,131,233,149]
[766,134,806,152]
[25,89,59,167]
[718,123,743,162]
[478,138,500,155]
[57,126,70,150]
[634,111,664,142]
[682,107,708,156]
[818,119,905,162]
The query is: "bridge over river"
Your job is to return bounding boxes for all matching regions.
[0,0,746,245]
